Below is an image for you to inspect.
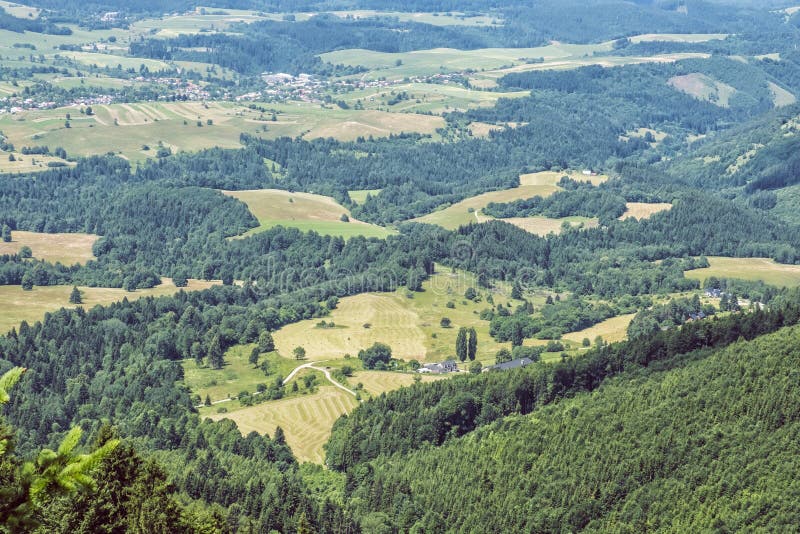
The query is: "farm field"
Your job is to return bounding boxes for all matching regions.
[628,33,728,43]
[0,154,73,174]
[0,231,98,265]
[619,202,672,220]
[413,170,606,230]
[0,278,219,334]
[349,370,446,397]
[0,102,444,163]
[222,189,394,239]
[503,215,598,236]
[0,0,40,18]
[684,257,800,288]
[668,73,736,107]
[562,313,637,345]
[273,268,542,365]
[207,385,358,464]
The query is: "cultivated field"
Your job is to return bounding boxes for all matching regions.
[208,386,358,464]
[668,73,736,107]
[350,370,445,397]
[0,231,98,265]
[413,170,606,230]
[685,257,800,288]
[0,278,219,334]
[562,313,637,345]
[222,189,394,238]
[0,102,444,163]
[619,202,672,220]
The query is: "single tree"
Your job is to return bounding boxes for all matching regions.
[293,346,306,360]
[18,246,31,259]
[467,327,477,361]
[1,224,10,242]
[208,335,224,369]
[511,280,522,300]
[204,394,211,407]
[456,327,468,362]
[258,331,275,353]
[21,272,33,291]
[249,347,259,367]
[440,317,451,328]
[68,286,82,304]
[469,361,482,374]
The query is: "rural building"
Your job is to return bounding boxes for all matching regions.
[419,359,458,374]
[483,357,534,372]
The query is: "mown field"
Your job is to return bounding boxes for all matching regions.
[685,257,800,288]
[0,278,219,334]
[222,189,394,239]
[350,370,445,397]
[562,313,637,345]
[619,202,672,220]
[413,170,606,231]
[0,102,445,163]
[0,230,98,265]
[273,267,549,365]
[207,385,359,464]
[668,73,736,107]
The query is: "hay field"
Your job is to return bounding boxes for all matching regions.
[413,170,607,230]
[0,1,40,18]
[0,278,219,334]
[274,269,535,365]
[222,189,394,238]
[619,202,672,220]
[503,215,598,236]
[628,33,728,43]
[0,153,73,174]
[0,102,444,163]
[767,82,796,107]
[684,257,800,288]
[351,370,445,397]
[668,73,736,107]
[0,231,97,265]
[208,386,358,463]
[562,313,636,345]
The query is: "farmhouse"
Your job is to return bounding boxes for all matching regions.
[483,357,534,372]
[419,360,458,374]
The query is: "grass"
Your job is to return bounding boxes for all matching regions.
[502,215,598,236]
[0,0,40,19]
[0,230,98,265]
[413,170,607,230]
[668,73,736,107]
[619,202,672,221]
[182,344,299,404]
[348,189,382,204]
[273,267,546,366]
[207,385,358,464]
[0,102,444,164]
[221,189,395,239]
[562,313,636,345]
[0,278,219,334]
[349,370,445,397]
[0,153,73,174]
[684,257,800,288]
[767,82,796,107]
[628,33,728,43]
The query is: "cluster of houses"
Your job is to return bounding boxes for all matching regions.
[417,357,535,374]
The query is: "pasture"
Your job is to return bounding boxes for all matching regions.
[767,82,796,107]
[0,278,219,334]
[619,202,672,220]
[684,257,800,288]
[562,313,637,345]
[0,0,40,18]
[222,189,394,239]
[208,385,358,464]
[503,215,599,236]
[628,33,728,43]
[668,73,736,107]
[0,102,444,163]
[350,370,445,397]
[413,170,606,230]
[0,230,97,265]
[182,344,299,404]
[0,153,73,174]
[348,189,382,204]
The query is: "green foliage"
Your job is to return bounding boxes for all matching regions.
[358,342,392,370]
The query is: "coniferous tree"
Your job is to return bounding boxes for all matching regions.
[249,347,259,367]
[68,286,82,304]
[456,327,468,362]
[1,224,10,243]
[208,335,224,369]
[467,327,477,361]
[258,331,275,353]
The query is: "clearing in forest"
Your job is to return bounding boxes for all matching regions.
[0,231,98,265]
[685,257,800,288]
[619,202,672,220]
[222,189,394,239]
[208,386,358,464]
[562,313,637,345]
[668,73,736,107]
[350,370,445,397]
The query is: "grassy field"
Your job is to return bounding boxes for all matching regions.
[0,278,219,334]
[207,386,358,464]
[503,215,599,236]
[0,102,444,163]
[562,313,636,345]
[349,370,445,397]
[182,344,300,404]
[413,170,606,230]
[628,33,728,43]
[0,230,97,265]
[273,267,547,365]
[0,0,40,18]
[0,153,73,174]
[767,81,796,107]
[684,257,800,288]
[619,202,672,220]
[348,189,382,204]
[668,73,736,107]
[222,189,394,238]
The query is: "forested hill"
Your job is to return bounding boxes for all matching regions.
[332,322,800,531]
